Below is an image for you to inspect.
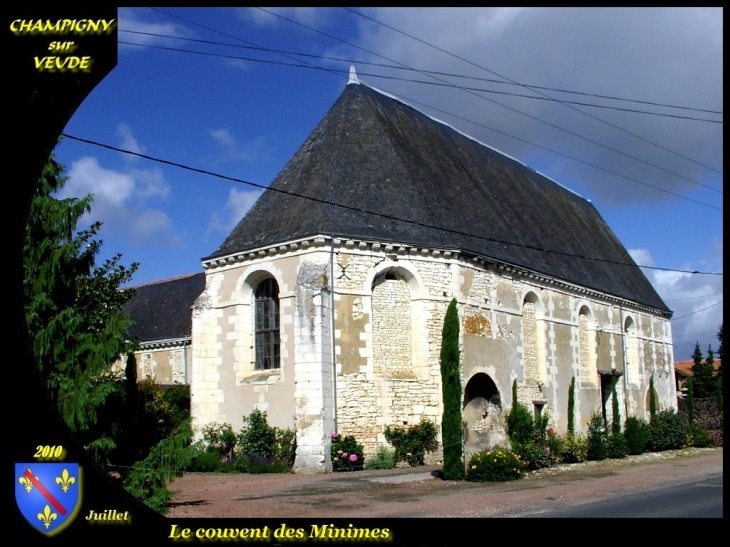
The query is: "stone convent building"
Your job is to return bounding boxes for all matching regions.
[189,72,676,473]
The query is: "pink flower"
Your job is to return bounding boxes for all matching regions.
[333,457,339,462]
[342,452,348,457]
[331,432,338,438]
[349,454,357,462]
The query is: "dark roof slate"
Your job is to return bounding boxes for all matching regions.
[124,273,205,343]
[208,82,669,313]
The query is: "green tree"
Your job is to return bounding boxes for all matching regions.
[717,324,723,379]
[567,376,576,436]
[692,343,716,398]
[23,151,138,462]
[611,376,621,436]
[686,376,694,427]
[440,298,463,480]
[649,375,657,419]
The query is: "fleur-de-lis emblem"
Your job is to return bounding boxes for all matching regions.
[18,476,34,493]
[55,469,76,493]
[37,505,58,529]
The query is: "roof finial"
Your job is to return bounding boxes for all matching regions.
[348,65,359,85]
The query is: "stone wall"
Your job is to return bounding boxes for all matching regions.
[193,235,675,472]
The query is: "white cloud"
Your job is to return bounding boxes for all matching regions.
[117,123,145,158]
[629,248,723,361]
[118,8,190,51]
[208,187,264,235]
[208,128,272,164]
[236,7,328,28]
[59,156,179,248]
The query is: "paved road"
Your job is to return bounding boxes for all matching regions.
[167,447,723,520]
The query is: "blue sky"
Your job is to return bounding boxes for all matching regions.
[54,7,723,363]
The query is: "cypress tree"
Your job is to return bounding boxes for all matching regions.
[649,375,657,420]
[567,376,576,436]
[686,376,695,428]
[611,376,621,436]
[440,298,463,480]
[692,342,715,398]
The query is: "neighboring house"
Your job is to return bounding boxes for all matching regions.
[120,272,205,385]
[190,72,676,473]
[674,359,722,398]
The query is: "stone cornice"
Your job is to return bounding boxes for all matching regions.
[201,235,672,320]
[138,337,191,351]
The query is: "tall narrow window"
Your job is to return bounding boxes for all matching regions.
[255,278,280,370]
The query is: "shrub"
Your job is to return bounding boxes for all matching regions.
[648,409,688,451]
[237,409,277,460]
[623,416,650,455]
[466,447,526,482]
[364,445,396,470]
[511,440,556,471]
[607,433,629,459]
[274,427,297,469]
[330,432,364,471]
[706,430,723,447]
[201,422,237,459]
[560,433,588,463]
[587,412,608,461]
[689,427,713,448]
[506,381,535,446]
[384,419,439,467]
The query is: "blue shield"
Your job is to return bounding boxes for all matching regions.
[15,463,82,536]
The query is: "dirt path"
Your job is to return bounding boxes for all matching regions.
[166,447,722,519]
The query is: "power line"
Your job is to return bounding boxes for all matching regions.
[118,39,722,213]
[59,132,724,279]
[118,29,723,124]
[343,7,723,180]
[253,7,723,191]
[664,292,723,303]
[671,301,723,321]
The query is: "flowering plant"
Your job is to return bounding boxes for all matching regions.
[466,446,526,482]
[330,432,364,471]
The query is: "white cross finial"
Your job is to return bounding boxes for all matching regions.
[348,65,359,85]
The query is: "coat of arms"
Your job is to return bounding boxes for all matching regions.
[15,463,82,535]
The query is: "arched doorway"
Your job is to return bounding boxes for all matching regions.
[462,373,508,459]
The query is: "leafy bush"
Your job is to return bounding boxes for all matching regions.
[235,410,296,472]
[505,387,555,470]
[384,419,439,467]
[587,412,608,461]
[274,427,297,469]
[607,433,629,459]
[237,409,277,459]
[559,433,588,463]
[689,427,713,448]
[201,422,237,459]
[330,432,365,471]
[466,447,526,482]
[706,430,723,447]
[623,417,650,455]
[649,409,688,451]
[364,445,396,470]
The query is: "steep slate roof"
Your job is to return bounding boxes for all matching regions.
[208,81,669,313]
[124,273,205,343]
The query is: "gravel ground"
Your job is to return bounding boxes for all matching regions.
[166,447,722,519]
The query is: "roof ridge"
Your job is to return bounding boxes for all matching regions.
[125,271,204,290]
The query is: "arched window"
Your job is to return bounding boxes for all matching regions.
[255,278,280,370]
[522,292,546,384]
[624,316,640,384]
[579,306,597,385]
